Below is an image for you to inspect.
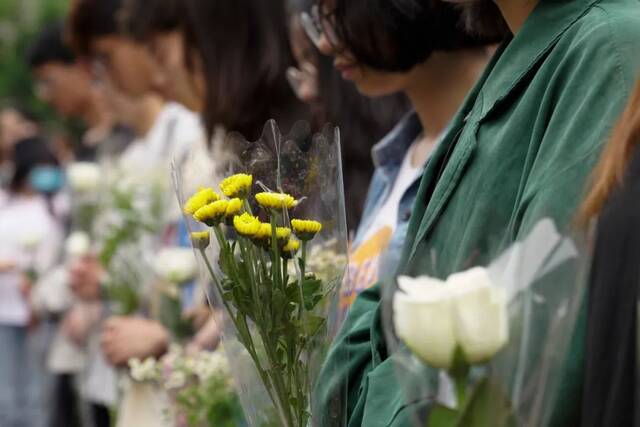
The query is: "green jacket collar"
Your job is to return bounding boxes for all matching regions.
[405,0,600,263]
[479,0,598,119]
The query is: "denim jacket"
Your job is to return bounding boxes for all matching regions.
[348,112,424,293]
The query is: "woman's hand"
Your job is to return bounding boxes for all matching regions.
[69,255,104,301]
[186,310,222,353]
[101,316,169,366]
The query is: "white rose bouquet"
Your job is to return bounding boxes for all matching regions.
[386,219,589,426]
[95,165,170,315]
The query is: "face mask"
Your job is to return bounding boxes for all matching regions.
[29,166,65,194]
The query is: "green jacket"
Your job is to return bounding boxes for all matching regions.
[317,0,640,425]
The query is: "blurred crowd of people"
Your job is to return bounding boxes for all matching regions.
[1,0,640,425]
[0,0,406,425]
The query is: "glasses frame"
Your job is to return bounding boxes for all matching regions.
[300,4,339,50]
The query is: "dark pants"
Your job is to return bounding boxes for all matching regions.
[91,403,111,427]
[50,374,81,427]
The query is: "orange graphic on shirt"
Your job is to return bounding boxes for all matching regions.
[340,226,393,310]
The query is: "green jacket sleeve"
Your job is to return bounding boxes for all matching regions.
[315,283,381,426]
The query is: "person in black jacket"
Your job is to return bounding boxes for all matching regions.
[580,79,640,426]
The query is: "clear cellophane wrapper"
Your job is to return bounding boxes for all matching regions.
[381,219,590,426]
[173,121,349,427]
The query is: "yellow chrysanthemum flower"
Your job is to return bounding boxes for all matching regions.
[233,213,261,237]
[253,223,273,241]
[282,239,300,258]
[291,219,323,241]
[255,192,298,210]
[225,198,243,218]
[220,174,253,199]
[194,199,229,226]
[252,224,291,242]
[184,188,220,215]
[190,231,210,250]
[276,227,292,241]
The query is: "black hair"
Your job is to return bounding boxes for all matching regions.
[120,0,185,41]
[26,22,76,68]
[288,0,409,228]
[456,0,509,39]
[10,137,58,192]
[323,0,504,72]
[183,0,307,141]
[67,0,123,55]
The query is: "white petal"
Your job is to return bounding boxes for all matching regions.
[393,291,456,369]
[452,272,509,364]
[397,275,448,301]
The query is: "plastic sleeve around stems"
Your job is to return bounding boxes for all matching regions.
[382,218,589,426]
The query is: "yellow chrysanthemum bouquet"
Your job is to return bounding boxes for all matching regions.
[173,121,348,427]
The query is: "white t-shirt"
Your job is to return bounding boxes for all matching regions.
[0,195,63,325]
[344,144,425,304]
[362,145,424,243]
[119,102,205,171]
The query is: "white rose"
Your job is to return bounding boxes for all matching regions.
[67,162,101,193]
[65,231,91,259]
[393,267,508,369]
[154,247,198,285]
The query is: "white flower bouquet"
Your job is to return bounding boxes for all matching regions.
[127,345,243,427]
[384,219,590,426]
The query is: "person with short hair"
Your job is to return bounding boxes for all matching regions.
[27,22,131,162]
[65,2,208,426]
[0,137,64,427]
[315,0,640,425]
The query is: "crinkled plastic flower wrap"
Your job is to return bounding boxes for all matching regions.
[172,120,349,427]
[381,219,590,426]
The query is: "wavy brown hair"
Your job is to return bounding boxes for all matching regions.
[580,78,640,224]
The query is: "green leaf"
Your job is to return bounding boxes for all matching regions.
[454,378,516,427]
[427,404,459,427]
[301,278,323,310]
[302,314,325,337]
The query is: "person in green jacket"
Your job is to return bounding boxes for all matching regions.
[315,0,640,425]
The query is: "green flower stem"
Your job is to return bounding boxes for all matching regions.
[198,247,278,411]
[454,373,468,414]
[301,241,307,277]
[270,215,283,291]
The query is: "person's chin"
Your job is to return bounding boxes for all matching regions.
[354,82,390,98]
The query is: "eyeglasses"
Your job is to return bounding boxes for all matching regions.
[286,62,319,102]
[300,4,339,49]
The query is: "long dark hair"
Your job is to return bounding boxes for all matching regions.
[183,0,306,141]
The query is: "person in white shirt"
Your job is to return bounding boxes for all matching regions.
[0,137,64,427]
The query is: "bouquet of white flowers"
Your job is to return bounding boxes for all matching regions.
[127,345,243,427]
[384,219,590,426]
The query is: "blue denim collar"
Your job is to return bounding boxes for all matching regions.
[371,112,423,173]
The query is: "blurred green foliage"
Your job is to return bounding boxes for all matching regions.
[0,0,69,124]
